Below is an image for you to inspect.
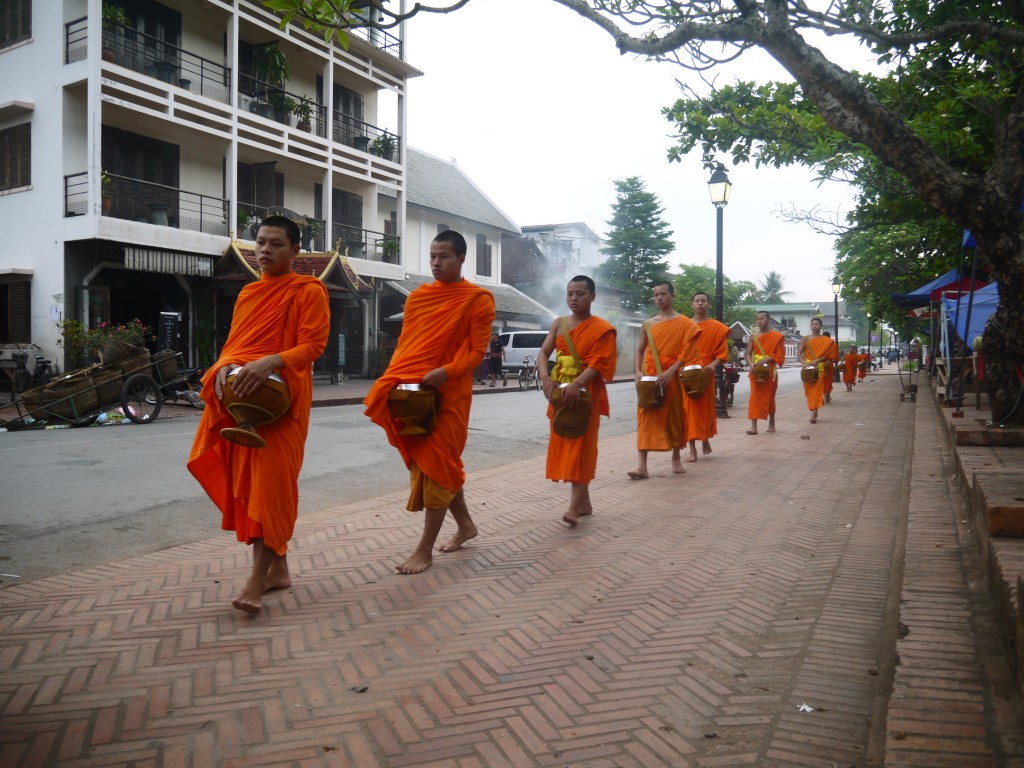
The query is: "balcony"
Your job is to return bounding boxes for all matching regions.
[238,74,328,138]
[235,204,326,252]
[331,224,400,263]
[65,171,229,237]
[333,113,401,162]
[65,17,231,104]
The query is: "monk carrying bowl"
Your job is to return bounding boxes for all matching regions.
[680,364,710,398]
[751,363,772,382]
[220,366,291,448]
[800,364,819,383]
[387,383,440,436]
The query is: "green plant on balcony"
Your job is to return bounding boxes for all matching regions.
[101,171,113,213]
[101,4,131,62]
[251,42,289,117]
[302,218,324,251]
[294,97,314,132]
[381,238,399,263]
[268,91,298,125]
[369,131,397,161]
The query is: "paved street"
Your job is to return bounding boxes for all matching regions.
[0,372,1020,766]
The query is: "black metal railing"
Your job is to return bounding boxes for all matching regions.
[331,225,399,262]
[77,19,232,103]
[234,205,325,251]
[65,16,88,63]
[65,171,228,235]
[333,113,400,161]
[345,14,403,59]
[238,74,328,138]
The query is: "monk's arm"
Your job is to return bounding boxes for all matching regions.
[279,283,331,372]
[674,326,702,372]
[773,337,786,367]
[437,293,495,383]
[635,327,648,379]
[538,318,561,398]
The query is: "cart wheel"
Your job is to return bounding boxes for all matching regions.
[14,367,30,393]
[121,374,162,424]
[70,413,100,428]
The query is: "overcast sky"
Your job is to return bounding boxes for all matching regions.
[399,0,878,304]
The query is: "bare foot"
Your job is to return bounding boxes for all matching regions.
[438,526,478,553]
[562,513,579,527]
[231,597,261,614]
[746,429,758,435]
[701,440,713,456]
[264,563,291,592]
[684,454,698,463]
[672,457,686,474]
[810,411,818,424]
[395,552,432,574]
[767,420,776,433]
[626,470,649,479]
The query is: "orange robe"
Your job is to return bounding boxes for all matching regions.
[636,315,701,451]
[822,339,839,395]
[684,317,729,442]
[800,335,834,411]
[747,330,785,420]
[364,279,495,496]
[857,353,868,380]
[842,351,858,386]
[546,316,617,484]
[188,273,330,556]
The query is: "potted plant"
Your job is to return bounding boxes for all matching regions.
[369,131,397,161]
[101,4,131,63]
[293,97,314,132]
[101,171,113,214]
[268,91,297,125]
[251,42,288,118]
[381,238,399,263]
[302,218,324,251]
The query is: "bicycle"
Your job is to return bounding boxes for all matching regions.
[518,354,541,391]
[9,343,56,393]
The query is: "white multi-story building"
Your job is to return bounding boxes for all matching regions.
[0,0,417,377]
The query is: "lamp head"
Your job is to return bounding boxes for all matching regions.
[832,280,841,295]
[707,164,732,207]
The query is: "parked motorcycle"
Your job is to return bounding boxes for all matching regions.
[718,362,740,408]
[158,365,206,409]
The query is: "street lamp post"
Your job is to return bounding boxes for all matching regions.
[832,279,841,381]
[708,164,732,417]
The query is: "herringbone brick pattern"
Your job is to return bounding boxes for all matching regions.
[0,376,1002,766]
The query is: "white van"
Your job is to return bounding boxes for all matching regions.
[497,331,553,373]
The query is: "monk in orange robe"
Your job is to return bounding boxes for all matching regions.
[684,291,730,461]
[797,317,835,423]
[189,216,330,614]
[364,230,495,575]
[626,281,700,478]
[744,310,786,435]
[858,351,868,381]
[821,331,839,403]
[539,275,617,526]
[843,346,859,391]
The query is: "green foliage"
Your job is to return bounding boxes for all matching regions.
[671,263,756,323]
[599,177,675,312]
[755,272,793,304]
[369,131,397,158]
[102,3,131,32]
[253,42,289,88]
[261,0,364,49]
[293,96,314,125]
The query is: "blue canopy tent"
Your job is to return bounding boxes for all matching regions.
[890,268,987,307]
[942,282,999,347]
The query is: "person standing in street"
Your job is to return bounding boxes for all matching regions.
[684,291,730,462]
[364,230,495,574]
[821,330,838,404]
[745,310,786,435]
[628,281,701,479]
[540,275,617,527]
[798,317,835,423]
[487,332,507,387]
[188,215,330,615]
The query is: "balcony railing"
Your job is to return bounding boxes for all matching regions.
[331,224,399,263]
[238,75,328,138]
[346,13,403,59]
[235,205,325,251]
[332,113,400,161]
[65,171,229,236]
[65,17,232,104]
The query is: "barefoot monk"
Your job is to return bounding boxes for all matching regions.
[188,215,330,615]
[745,310,786,435]
[684,291,729,462]
[364,230,495,574]
[629,281,701,479]
[539,275,617,527]
[797,317,834,424]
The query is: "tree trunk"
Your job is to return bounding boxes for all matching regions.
[981,286,1024,427]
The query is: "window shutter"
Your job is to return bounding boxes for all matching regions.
[9,281,31,343]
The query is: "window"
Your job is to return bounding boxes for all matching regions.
[0,0,31,49]
[0,279,31,343]
[476,234,492,277]
[0,122,30,192]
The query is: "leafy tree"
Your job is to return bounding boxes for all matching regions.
[671,263,756,323]
[265,0,1024,424]
[599,177,675,311]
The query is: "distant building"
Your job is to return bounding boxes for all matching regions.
[521,222,605,275]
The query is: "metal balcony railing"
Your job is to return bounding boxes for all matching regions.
[237,74,328,138]
[65,171,229,236]
[331,225,399,263]
[65,17,232,104]
[234,205,325,251]
[346,13,403,59]
[332,113,401,161]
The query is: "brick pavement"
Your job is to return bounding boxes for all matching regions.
[0,373,1020,766]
